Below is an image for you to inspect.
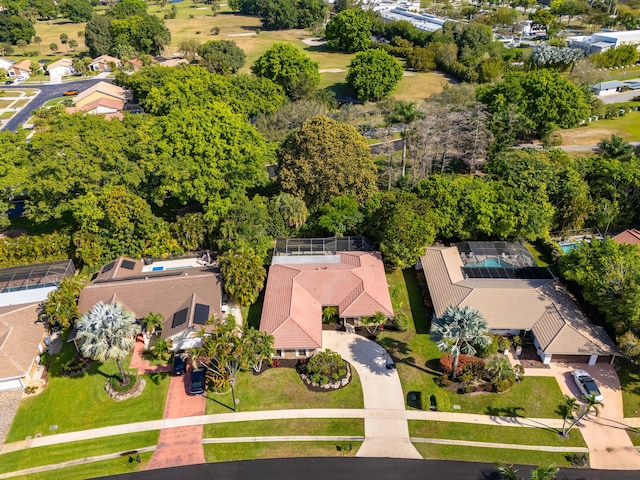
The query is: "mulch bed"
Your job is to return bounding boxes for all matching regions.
[517,344,550,369]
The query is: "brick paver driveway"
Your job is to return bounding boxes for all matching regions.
[0,389,22,445]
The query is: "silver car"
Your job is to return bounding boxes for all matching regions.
[572,369,603,402]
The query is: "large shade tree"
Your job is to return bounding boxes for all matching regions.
[431,305,491,380]
[346,49,403,102]
[278,115,378,208]
[75,302,141,386]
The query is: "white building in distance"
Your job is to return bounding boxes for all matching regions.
[567,30,640,55]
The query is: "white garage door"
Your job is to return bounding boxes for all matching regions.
[0,378,23,391]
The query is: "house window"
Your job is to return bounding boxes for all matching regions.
[273,349,285,357]
[296,349,307,357]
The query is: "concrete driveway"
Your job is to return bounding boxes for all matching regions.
[322,331,421,459]
[547,363,640,470]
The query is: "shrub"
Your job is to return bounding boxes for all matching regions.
[493,378,513,393]
[39,351,52,366]
[497,336,511,353]
[439,354,484,378]
[475,335,500,358]
[392,311,409,331]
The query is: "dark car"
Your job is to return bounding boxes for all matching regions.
[172,352,186,376]
[189,368,206,395]
[4,80,13,85]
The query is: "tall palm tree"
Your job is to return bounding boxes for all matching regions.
[384,100,424,177]
[75,302,141,386]
[219,248,266,307]
[564,394,604,435]
[559,395,580,436]
[431,305,491,380]
[42,275,85,331]
[362,311,387,335]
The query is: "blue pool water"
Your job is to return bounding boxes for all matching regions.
[466,258,513,268]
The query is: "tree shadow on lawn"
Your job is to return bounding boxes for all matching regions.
[403,269,430,334]
[147,372,170,385]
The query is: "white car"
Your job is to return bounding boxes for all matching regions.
[15,75,26,82]
[572,369,603,402]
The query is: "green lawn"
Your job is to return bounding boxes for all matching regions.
[6,342,170,443]
[525,242,551,268]
[409,420,585,447]
[413,442,575,467]
[204,366,363,414]
[628,429,640,446]
[203,418,364,438]
[9,451,153,480]
[617,359,640,418]
[204,441,362,462]
[0,111,14,119]
[0,431,159,475]
[562,110,640,145]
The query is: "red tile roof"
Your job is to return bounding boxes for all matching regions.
[260,251,393,349]
[612,229,640,246]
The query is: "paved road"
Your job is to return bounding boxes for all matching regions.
[1,78,113,132]
[103,457,640,480]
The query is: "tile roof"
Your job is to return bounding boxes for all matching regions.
[66,97,124,114]
[79,258,222,340]
[612,229,640,246]
[47,58,73,71]
[73,81,128,105]
[11,60,31,71]
[421,246,617,357]
[90,55,121,65]
[0,303,43,380]
[260,251,393,350]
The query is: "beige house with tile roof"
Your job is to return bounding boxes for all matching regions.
[421,243,617,365]
[261,239,393,358]
[77,257,222,350]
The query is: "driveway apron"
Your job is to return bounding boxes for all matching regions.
[322,331,422,459]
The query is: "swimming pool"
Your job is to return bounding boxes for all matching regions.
[465,258,513,268]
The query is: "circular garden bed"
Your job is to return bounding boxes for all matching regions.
[297,349,353,392]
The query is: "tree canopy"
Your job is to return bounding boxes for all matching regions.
[251,43,320,100]
[326,8,372,53]
[197,40,246,75]
[346,49,403,101]
[278,115,378,208]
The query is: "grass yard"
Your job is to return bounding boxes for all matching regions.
[6,342,169,443]
[205,366,363,414]
[628,429,640,446]
[13,99,29,107]
[0,99,14,108]
[0,111,14,119]
[204,441,362,463]
[561,111,640,145]
[0,431,159,475]
[525,242,551,268]
[413,442,575,467]
[408,420,585,447]
[203,418,364,438]
[9,451,153,480]
[392,70,450,101]
[617,359,640,418]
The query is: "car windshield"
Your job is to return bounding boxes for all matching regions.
[192,371,203,388]
[583,379,601,396]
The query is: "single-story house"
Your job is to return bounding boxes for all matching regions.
[0,260,76,308]
[612,228,640,247]
[88,55,121,72]
[76,256,223,351]
[47,58,74,79]
[421,242,617,365]
[7,59,31,78]
[73,81,129,108]
[66,96,124,116]
[0,303,48,391]
[592,80,626,97]
[260,237,394,358]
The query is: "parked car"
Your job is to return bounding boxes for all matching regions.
[172,352,186,376]
[63,90,78,96]
[4,80,13,85]
[572,369,603,402]
[189,368,206,395]
[15,75,26,81]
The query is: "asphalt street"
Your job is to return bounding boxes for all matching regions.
[102,457,640,480]
[1,77,113,132]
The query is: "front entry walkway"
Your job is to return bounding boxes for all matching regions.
[145,369,206,470]
[322,331,422,459]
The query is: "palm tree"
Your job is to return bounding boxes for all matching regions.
[496,463,520,480]
[559,395,580,436]
[219,249,266,307]
[497,463,558,480]
[564,394,604,435]
[362,311,387,335]
[41,275,85,331]
[384,100,424,177]
[141,312,164,336]
[322,306,338,324]
[244,327,275,372]
[274,193,309,229]
[485,354,516,383]
[75,302,141,386]
[431,305,491,380]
